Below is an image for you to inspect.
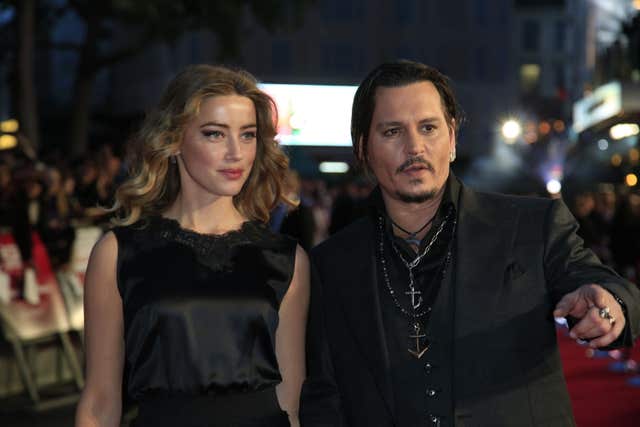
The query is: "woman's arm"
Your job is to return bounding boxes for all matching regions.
[275,244,310,427]
[75,231,124,427]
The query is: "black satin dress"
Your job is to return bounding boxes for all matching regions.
[112,216,297,427]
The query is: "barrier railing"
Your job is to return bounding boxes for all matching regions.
[0,227,101,408]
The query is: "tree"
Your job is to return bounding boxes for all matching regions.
[3,0,314,157]
[0,0,40,151]
[622,12,640,75]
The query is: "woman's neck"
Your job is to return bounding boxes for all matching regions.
[164,193,247,235]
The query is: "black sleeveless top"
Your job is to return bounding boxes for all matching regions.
[112,216,296,426]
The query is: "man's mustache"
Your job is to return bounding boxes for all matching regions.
[396,157,434,174]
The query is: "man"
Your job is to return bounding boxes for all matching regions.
[300,60,639,427]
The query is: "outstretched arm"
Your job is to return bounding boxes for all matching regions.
[544,199,640,349]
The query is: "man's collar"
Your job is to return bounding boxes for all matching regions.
[367,172,460,253]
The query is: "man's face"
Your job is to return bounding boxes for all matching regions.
[366,81,455,204]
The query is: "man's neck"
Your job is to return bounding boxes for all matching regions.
[381,185,445,241]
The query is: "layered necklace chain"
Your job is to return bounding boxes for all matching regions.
[390,213,437,247]
[377,213,450,316]
[377,209,456,358]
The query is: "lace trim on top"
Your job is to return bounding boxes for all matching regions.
[148,216,265,272]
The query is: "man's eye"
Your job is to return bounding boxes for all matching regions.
[383,128,401,137]
[421,124,436,133]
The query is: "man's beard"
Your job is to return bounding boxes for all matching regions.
[393,156,438,203]
[396,187,437,204]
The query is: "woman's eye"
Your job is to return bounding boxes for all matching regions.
[203,130,224,139]
[241,131,257,140]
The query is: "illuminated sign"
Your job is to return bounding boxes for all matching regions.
[259,83,357,146]
[573,82,622,133]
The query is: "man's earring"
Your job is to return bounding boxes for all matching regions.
[449,150,456,162]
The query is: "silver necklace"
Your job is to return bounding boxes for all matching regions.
[390,214,449,310]
[389,212,437,246]
[377,212,455,359]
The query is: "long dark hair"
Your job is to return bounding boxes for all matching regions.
[351,60,464,173]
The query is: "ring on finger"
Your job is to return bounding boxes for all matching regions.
[598,306,615,324]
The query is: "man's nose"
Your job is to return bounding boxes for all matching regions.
[405,129,423,155]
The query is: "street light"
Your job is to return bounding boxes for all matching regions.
[501,119,522,143]
[0,134,17,150]
[546,179,562,195]
[0,118,18,133]
[610,123,639,140]
[0,119,20,151]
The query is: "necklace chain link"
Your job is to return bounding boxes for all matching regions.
[377,212,456,319]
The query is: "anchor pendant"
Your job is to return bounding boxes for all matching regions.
[408,322,429,359]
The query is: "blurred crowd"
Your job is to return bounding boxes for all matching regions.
[0,145,123,273]
[1,145,639,289]
[269,170,374,251]
[570,184,640,370]
[572,184,640,285]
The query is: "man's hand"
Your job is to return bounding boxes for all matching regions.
[553,284,625,348]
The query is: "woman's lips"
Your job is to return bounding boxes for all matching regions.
[219,169,244,180]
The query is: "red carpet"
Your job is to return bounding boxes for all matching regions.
[558,328,640,426]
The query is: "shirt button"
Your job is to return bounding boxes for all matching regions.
[426,388,438,397]
[429,414,440,425]
[424,361,434,374]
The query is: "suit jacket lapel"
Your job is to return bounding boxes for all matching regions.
[335,218,396,419]
[454,186,519,342]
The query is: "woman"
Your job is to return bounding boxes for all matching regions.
[75,65,309,427]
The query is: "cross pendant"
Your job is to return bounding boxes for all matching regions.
[405,287,423,309]
[408,322,429,359]
[406,270,422,309]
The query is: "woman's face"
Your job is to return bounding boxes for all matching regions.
[177,95,258,200]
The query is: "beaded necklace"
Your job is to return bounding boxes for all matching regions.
[376,210,456,358]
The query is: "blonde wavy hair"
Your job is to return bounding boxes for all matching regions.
[109,64,296,226]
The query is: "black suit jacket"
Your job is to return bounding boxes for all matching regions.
[300,181,640,427]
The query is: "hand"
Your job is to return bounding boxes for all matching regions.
[553,284,625,348]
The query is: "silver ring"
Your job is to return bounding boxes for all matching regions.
[598,306,615,324]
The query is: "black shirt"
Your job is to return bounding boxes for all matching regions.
[111,216,296,426]
[370,174,460,427]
